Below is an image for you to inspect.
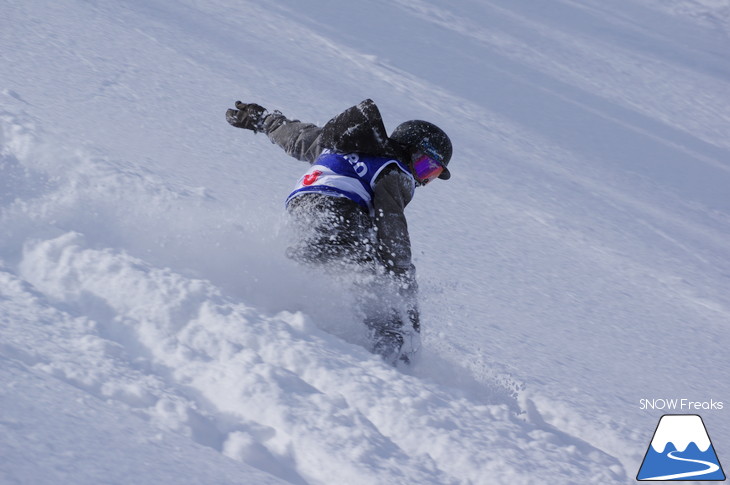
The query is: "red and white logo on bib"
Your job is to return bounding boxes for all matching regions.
[302,170,322,186]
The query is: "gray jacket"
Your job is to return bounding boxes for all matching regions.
[261,110,416,283]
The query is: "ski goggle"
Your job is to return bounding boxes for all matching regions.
[411,153,445,185]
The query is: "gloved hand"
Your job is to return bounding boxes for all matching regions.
[226,101,267,132]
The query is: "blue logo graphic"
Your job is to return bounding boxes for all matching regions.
[637,415,725,481]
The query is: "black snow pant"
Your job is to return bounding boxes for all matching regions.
[286,193,376,267]
[286,193,417,363]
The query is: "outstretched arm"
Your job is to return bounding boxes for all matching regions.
[226,101,324,164]
[261,112,324,164]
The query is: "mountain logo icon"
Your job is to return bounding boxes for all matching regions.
[637,414,726,481]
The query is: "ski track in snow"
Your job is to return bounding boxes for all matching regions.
[2,0,730,483]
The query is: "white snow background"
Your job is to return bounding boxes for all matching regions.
[2,0,729,483]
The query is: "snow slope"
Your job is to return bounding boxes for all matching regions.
[2,0,729,483]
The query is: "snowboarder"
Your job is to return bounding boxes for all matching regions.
[226,99,452,365]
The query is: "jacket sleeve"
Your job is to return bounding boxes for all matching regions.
[372,168,418,298]
[261,111,324,164]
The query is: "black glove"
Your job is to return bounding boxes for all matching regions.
[226,101,267,132]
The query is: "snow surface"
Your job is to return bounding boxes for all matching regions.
[2,0,729,483]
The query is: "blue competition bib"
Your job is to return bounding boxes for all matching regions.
[286,150,414,213]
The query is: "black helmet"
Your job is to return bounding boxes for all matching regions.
[390,120,452,180]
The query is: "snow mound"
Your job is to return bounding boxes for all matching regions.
[4,230,623,483]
